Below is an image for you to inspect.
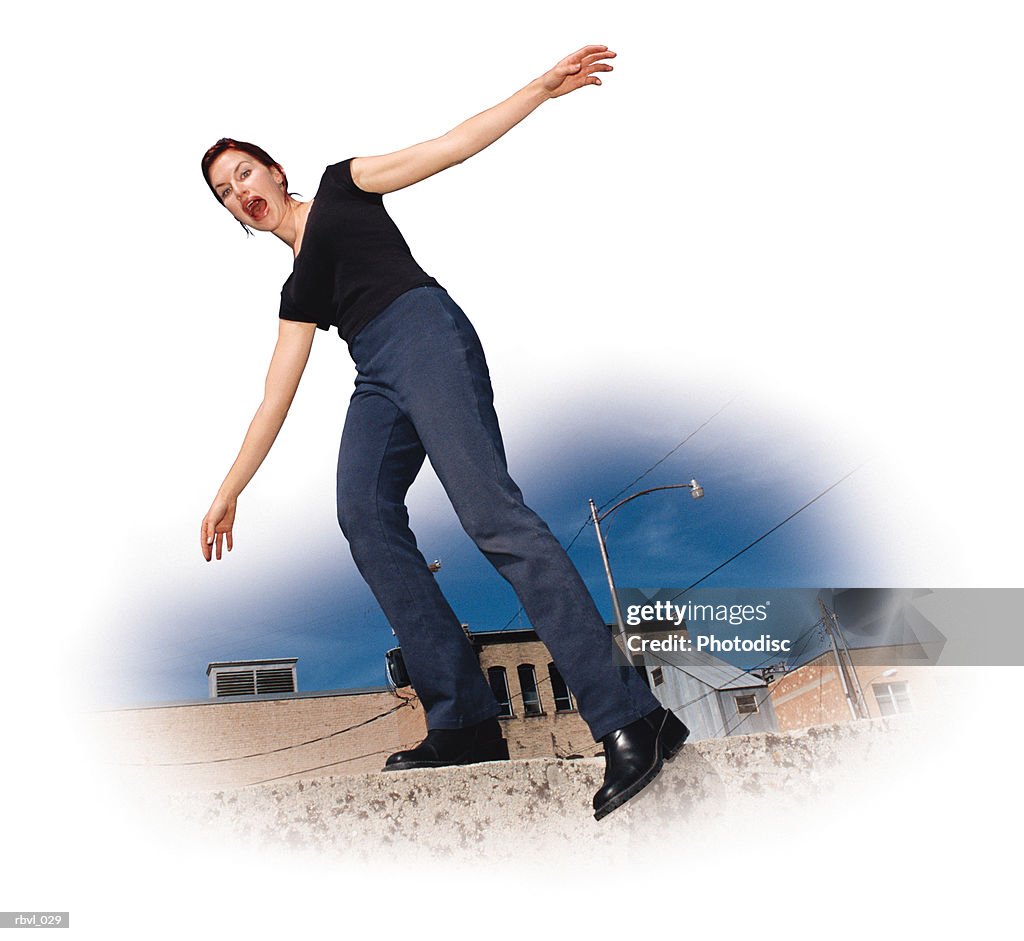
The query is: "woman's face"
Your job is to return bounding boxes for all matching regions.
[207,150,288,230]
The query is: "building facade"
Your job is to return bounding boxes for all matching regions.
[87,685,427,793]
[618,624,778,740]
[769,645,960,731]
[469,629,603,760]
[90,624,789,793]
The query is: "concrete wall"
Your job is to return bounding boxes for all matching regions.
[151,716,929,863]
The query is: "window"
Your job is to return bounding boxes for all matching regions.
[735,693,758,715]
[488,667,513,718]
[873,681,912,716]
[518,664,543,716]
[548,663,575,712]
[651,667,664,687]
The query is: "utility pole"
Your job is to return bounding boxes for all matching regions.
[819,599,869,720]
[830,603,869,718]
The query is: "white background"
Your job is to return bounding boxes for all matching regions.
[2,1,1021,935]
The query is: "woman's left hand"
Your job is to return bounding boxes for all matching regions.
[540,45,616,99]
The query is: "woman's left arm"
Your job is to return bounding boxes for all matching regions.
[351,44,616,195]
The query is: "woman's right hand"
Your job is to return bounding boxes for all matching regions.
[197,320,316,564]
[201,495,236,561]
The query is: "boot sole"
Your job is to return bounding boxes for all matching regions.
[593,714,690,821]
[381,738,510,772]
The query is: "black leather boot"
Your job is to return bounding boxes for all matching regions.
[592,706,690,821]
[382,716,510,771]
[647,705,690,763]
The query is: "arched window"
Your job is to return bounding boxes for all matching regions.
[517,664,543,716]
[548,663,575,712]
[488,666,513,718]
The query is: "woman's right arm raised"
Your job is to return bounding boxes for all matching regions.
[201,319,317,561]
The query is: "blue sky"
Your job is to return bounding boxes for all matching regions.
[7,4,1020,926]
[92,393,897,707]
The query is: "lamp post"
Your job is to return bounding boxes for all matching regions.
[589,481,704,640]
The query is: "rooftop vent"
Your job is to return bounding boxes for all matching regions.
[206,658,298,699]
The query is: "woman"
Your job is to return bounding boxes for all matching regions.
[199,44,688,821]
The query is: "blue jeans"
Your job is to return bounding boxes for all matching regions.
[337,286,660,741]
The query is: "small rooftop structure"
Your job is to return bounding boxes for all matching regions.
[206,658,298,699]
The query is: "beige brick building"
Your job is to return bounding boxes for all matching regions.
[87,686,427,793]
[469,629,602,760]
[87,628,605,793]
[770,645,960,731]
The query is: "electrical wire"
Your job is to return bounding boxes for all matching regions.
[493,400,731,633]
[243,748,397,787]
[595,397,734,513]
[668,464,865,601]
[127,613,825,785]
[147,608,825,772]
[706,619,826,738]
[119,699,412,767]
[129,408,857,768]
[670,616,826,713]
[490,612,826,734]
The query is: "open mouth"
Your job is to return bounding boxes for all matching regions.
[244,197,268,220]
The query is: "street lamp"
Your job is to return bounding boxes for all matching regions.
[588,480,704,640]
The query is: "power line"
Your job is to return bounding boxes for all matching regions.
[119,700,412,767]
[669,464,865,601]
[243,748,397,787]
[488,610,826,735]
[243,633,856,789]
[494,402,731,633]
[707,618,826,738]
[561,517,593,557]
[134,399,728,673]
[596,397,733,513]
[131,615,823,785]
[670,616,826,713]
[721,646,835,739]
[139,413,855,760]
[208,618,815,781]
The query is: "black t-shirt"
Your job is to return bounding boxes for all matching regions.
[279,158,442,346]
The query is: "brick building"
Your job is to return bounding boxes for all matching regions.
[769,645,960,731]
[87,684,427,793]
[88,628,607,793]
[469,629,602,760]
[95,621,808,792]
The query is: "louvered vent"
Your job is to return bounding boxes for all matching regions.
[207,659,298,698]
[256,668,295,694]
[216,671,257,697]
